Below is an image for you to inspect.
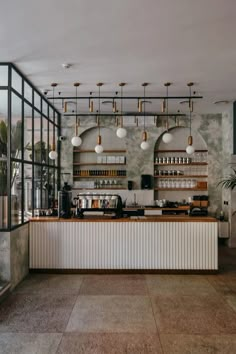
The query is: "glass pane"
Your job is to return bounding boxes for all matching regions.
[24,81,32,103]
[49,121,54,166]
[24,163,32,220]
[57,113,60,126]
[49,167,55,208]
[42,99,48,117]
[42,117,48,165]
[34,91,41,111]
[12,68,22,95]
[11,161,22,226]
[49,107,54,122]
[0,65,8,86]
[11,92,22,159]
[24,103,33,161]
[34,165,48,210]
[0,90,8,228]
[55,125,58,167]
[34,110,41,163]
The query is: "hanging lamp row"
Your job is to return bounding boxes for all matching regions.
[49,82,197,158]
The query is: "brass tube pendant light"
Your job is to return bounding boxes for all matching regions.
[89,92,94,113]
[49,83,58,160]
[94,83,104,154]
[71,82,82,147]
[140,83,150,150]
[186,82,195,155]
[162,82,173,144]
[116,83,127,138]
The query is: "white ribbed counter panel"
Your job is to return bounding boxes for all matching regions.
[29,221,218,270]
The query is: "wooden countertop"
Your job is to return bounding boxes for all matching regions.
[30,216,217,223]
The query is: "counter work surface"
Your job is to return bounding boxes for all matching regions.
[30,215,217,223]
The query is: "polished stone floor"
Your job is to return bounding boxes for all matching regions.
[0,246,236,354]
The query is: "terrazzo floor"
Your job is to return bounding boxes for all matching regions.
[0,246,236,354]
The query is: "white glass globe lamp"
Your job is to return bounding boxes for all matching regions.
[71,136,82,147]
[162,132,173,144]
[49,150,58,160]
[140,131,150,150]
[186,136,195,155]
[95,135,104,154]
[140,140,150,150]
[116,127,127,138]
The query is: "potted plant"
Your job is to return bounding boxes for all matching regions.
[0,120,7,196]
[0,119,22,227]
[218,168,236,190]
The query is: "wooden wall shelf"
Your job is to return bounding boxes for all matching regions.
[154,162,208,166]
[73,176,127,178]
[72,188,127,190]
[73,163,126,166]
[154,175,208,178]
[73,149,127,153]
[154,149,208,153]
[155,188,208,191]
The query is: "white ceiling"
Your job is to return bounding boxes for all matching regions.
[1,0,236,114]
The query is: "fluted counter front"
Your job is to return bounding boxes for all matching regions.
[29,216,218,271]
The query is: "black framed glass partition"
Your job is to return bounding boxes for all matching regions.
[0,63,61,230]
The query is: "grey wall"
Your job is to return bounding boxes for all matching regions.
[0,223,29,289]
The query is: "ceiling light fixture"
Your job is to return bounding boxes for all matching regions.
[162,82,173,144]
[116,83,127,139]
[95,83,104,154]
[62,63,72,69]
[214,100,230,105]
[140,83,150,150]
[71,83,82,147]
[49,83,58,160]
[186,82,195,155]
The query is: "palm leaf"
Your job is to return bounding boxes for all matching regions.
[218,169,236,190]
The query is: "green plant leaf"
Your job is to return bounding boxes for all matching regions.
[0,120,7,144]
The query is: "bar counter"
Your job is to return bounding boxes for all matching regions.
[30,215,216,222]
[29,216,218,272]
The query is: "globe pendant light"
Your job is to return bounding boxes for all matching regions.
[116,83,127,138]
[95,83,104,154]
[140,83,150,150]
[49,83,58,160]
[71,82,82,147]
[186,82,195,155]
[162,82,173,144]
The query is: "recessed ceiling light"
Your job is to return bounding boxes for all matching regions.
[214,100,230,105]
[62,63,72,69]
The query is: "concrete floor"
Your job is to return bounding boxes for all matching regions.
[0,245,236,354]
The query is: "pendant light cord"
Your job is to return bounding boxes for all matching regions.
[189,84,192,136]
[166,84,169,131]
[143,85,146,132]
[52,85,55,148]
[76,85,78,126]
[98,85,101,136]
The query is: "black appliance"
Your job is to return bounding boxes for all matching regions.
[141,174,153,189]
[190,207,208,216]
[128,180,133,190]
[58,190,72,218]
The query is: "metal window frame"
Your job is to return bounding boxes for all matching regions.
[0,62,61,231]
